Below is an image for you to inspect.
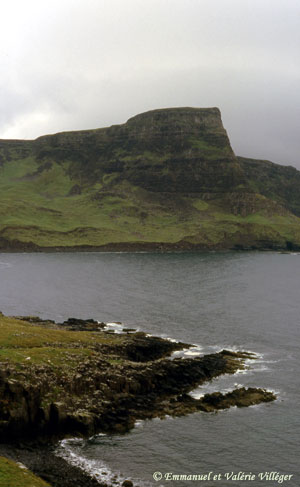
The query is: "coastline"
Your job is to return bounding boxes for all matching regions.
[0,315,276,486]
[0,443,107,487]
[1,236,299,253]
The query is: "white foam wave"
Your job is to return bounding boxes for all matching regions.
[190,385,242,400]
[267,388,282,398]
[99,322,140,334]
[134,419,144,428]
[105,322,123,334]
[163,336,178,343]
[183,350,202,356]
[254,365,271,372]
[234,369,250,375]
[207,345,262,358]
[171,344,203,359]
[56,438,127,486]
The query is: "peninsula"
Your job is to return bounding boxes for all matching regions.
[0,313,275,486]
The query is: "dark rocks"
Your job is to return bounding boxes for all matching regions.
[144,387,276,418]
[122,480,134,487]
[0,316,276,445]
[68,184,82,196]
[110,332,190,362]
[60,317,105,331]
[0,443,106,487]
[0,313,278,487]
[0,344,276,441]
[190,387,275,413]
[13,316,56,327]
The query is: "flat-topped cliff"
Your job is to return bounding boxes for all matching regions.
[0,107,299,250]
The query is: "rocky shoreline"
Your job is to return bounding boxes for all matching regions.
[1,235,298,253]
[0,443,105,487]
[0,314,276,486]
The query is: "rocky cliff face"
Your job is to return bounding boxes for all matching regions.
[30,107,241,193]
[0,315,275,442]
[125,107,233,154]
[0,107,299,250]
[120,107,241,192]
[0,314,276,487]
[238,156,300,216]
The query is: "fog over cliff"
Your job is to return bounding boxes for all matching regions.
[0,0,299,168]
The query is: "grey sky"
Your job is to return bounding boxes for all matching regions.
[1,0,299,167]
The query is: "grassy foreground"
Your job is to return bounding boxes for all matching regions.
[0,457,49,487]
[0,314,123,368]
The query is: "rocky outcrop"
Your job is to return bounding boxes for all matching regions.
[0,316,276,442]
[30,107,240,194]
[0,314,278,487]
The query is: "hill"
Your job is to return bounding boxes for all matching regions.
[0,107,299,251]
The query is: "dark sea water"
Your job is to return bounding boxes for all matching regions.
[0,251,299,487]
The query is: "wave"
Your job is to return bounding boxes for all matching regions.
[98,321,139,334]
[56,437,155,487]
[171,344,203,359]
[190,382,245,400]
[56,438,126,486]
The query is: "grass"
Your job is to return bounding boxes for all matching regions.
[0,347,95,367]
[0,314,127,412]
[192,199,209,211]
[0,144,300,249]
[0,457,49,487]
[0,315,123,369]
[0,314,132,452]
[188,137,232,159]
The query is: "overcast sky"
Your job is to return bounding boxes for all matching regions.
[0,0,299,167]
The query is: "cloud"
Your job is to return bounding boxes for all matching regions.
[0,0,299,167]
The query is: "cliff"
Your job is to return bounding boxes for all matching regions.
[0,107,299,251]
[0,313,276,486]
[0,313,275,440]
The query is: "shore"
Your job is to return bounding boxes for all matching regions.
[0,443,106,487]
[0,235,298,253]
[0,314,276,486]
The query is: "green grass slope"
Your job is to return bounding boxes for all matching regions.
[0,108,299,250]
[238,156,300,216]
[0,457,49,487]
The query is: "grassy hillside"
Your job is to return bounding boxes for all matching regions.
[0,107,299,250]
[0,457,49,487]
[238,156,300,216]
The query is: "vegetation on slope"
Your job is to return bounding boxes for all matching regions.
[0,456,49,487]
[238,156,300,216]
[0,107,299,250]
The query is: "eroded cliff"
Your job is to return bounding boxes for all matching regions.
[0,107,299,250]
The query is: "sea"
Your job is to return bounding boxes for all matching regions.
[0,251,299,487]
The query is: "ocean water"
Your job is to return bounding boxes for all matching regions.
[0,251,299,486]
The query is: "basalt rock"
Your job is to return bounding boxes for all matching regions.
[102,332,190,362]
[0,321,276,441]
[1,107,300,251]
